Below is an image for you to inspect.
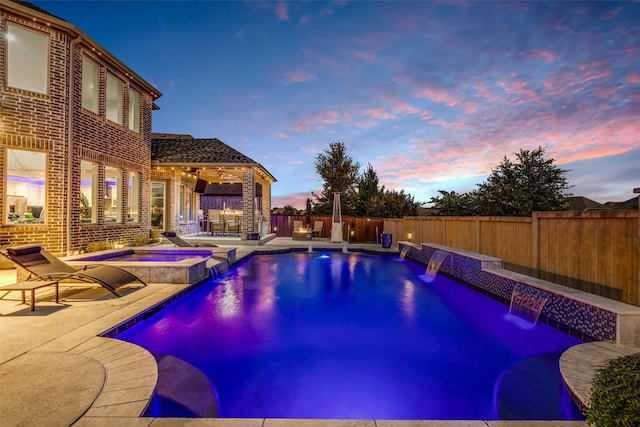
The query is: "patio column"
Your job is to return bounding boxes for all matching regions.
[242,169,256,233]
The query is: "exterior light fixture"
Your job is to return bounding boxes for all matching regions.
[408,232,412,242]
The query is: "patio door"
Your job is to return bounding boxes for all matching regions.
[151,181,165,230]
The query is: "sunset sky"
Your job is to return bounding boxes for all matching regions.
[34,0,640,208]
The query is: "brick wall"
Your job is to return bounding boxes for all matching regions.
[1,8,155,255]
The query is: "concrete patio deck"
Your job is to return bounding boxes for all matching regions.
[0,237,629,426]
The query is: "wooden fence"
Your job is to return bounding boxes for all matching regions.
[270,215,385,243]
[383,210,639,306]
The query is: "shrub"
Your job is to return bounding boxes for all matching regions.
[587,352,640,427]
[86,241,109,253]
[132,235,150,247]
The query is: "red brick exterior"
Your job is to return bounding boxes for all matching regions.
[1,3,158,255]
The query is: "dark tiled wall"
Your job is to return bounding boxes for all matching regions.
[403,243,617,342]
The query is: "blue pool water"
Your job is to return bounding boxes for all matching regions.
[116,252,585,420]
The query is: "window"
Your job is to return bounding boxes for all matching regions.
[82,57,100,113]
[128,88,141,133]
[7,23,48,94]
[80,160,98,223]
[105,166,122,222]
[5,149,46,224]
[106,72,123,125]
[127,171,140,222]
[151,182,165,229]
[179,184,194,222]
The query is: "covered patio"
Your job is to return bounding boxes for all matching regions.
[150,134,276,237]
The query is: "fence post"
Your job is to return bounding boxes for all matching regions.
[532,211,540,272]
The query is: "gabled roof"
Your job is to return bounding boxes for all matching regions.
[150,134,276,181]
[564,196,606,211]
[604,197,639,210]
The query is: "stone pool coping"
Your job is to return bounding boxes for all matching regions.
[0,239,626,426]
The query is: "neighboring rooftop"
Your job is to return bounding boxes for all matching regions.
[565,195,638,211]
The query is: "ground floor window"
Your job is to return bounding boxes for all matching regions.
[151,181,165,229]
[127,171,140,222]
[105,166,122,223]
[80,160,98,223]
[5,148,46,224]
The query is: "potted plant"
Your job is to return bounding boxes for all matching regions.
[381,232,392,248]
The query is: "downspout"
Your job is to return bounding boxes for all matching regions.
[66,35,82,255]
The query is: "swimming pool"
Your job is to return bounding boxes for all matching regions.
[115,251,584,420]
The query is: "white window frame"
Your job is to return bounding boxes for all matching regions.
[104,166,123,223]
[6,23,49,94]
[127,171,140,222]
[106,72,123,125]
[80,160,98,224]
[81,56,100,114]
[5,148,47,225]
[128,88,141,133]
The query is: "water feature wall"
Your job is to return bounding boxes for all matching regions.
[400,242,640,345]
[509,284,549,325]
[424,250,450,280]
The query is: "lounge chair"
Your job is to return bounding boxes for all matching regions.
[161,231,217,247]
[1,245,146,297]
[293,220,304,231]
[312,221,324,238]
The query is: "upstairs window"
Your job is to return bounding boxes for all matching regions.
[106,72,123,125]
[128,88,141,133]
[7,23,48,94]
[82,57,100,114]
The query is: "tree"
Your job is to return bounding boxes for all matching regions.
[356,163,384,216]
[474,146,571,216]
[281,205,299,215]
[429,190,478,216]
[312,142,361,215]
[366,189,422,218]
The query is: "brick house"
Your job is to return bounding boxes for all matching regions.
[1,0,275,254]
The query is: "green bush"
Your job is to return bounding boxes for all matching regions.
[588,352,640,427]
[132,235,150,247]
[86,241,109,253]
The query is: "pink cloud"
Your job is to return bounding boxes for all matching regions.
[275,2,289,21]
[594,86,618,98]
[294,110,341,132]
[414,86,458,107]
[543,69,580,97]
[531,49,556,63]
[363,107,394,120]
[626,73,640,84]
[462,101,478,113]
[576,62,612,83]
[498,78,542,103]
[391,101,421,116]
[283,70,318,85]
